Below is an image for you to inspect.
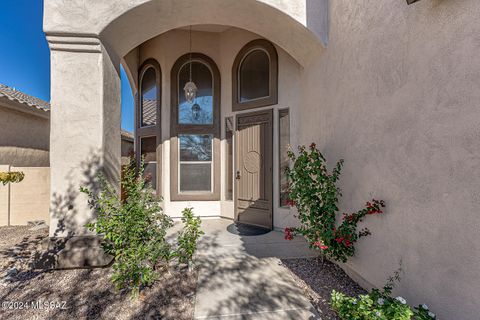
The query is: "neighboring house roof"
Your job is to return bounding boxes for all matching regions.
[121,130,134,142]
[0,84,135,142]
[0,84,50,112]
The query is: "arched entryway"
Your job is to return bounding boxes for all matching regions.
[44,0,325,240]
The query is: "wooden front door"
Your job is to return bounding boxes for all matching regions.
[235,109,273,229]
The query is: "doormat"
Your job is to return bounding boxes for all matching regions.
[226,222,271,236]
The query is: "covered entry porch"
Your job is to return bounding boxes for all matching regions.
[44,0,326,241]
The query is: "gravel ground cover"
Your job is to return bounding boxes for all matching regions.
[0,226,197,320]
[281,257,367,320]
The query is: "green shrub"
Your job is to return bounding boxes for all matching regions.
[176,207,204,265]
[81,159,173,296]
[0,171,25,185]
[414,304,437,320]
[81,158,204,297]
[284,143,385,262]
[331,290,414,320]
[331,270,437,320]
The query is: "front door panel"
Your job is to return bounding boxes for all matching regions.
[235,110,273,229]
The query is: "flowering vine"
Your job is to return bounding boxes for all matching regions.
[284,143,386,263]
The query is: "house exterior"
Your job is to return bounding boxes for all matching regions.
[0,84,50,167]
[42,1,480,319]
[0,84,133,226]
[0,84,51,225]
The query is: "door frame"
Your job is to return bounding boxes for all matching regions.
[234,108,274,229]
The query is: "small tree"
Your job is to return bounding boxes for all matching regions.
[176,207,204,266]
[81,159,173,296]
[284,143,385,263]
[81,158,204,297]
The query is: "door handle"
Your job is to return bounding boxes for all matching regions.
[236,171,241,180]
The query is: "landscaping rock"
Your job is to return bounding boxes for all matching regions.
[282,257,367,320]
[0,225,197,320]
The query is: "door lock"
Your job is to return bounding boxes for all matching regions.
[236,171,241,180]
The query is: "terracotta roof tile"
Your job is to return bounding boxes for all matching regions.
[0,84,50,112]
[121,130,134,140]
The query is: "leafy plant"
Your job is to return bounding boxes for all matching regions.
[284,143,385,262]
[81,158,173,297]
[176,207,204,265]
[0,171,25,185]
[331,269,437,320]
[414,304,437,320]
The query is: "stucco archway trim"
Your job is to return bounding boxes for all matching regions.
[44,0,325,67]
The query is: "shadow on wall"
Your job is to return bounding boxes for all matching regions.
[50,152,104,238]
[33,151,119,269]
[49,148,120,238]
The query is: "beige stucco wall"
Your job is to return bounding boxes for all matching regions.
[299,1,480,319]
[137,28,302,223]
[49,44,121,237]
[0,165,9,226]
[0,105,50,167]
[0,166,50,226]
[9,167,50,225]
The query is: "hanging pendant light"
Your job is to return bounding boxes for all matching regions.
[184,26,197,104]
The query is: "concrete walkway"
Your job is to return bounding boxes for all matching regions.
[193,219,320,320]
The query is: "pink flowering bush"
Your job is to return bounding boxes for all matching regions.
[284,143,385,263]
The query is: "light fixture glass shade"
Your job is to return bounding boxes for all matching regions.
[184,81,197,104]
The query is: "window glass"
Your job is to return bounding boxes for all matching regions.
[180,163,212,192]
[141,67,157,127]
[179,135,212,161]
[178,62,213,125]
[140,136,157,190]
[239,50,270,102]
[179,134,213,193]
[279,109,290,207]
[225,117,234,200]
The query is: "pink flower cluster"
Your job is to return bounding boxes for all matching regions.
[284,228,294,240]
[366,199,386,214]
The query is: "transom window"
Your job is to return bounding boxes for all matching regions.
[239,49,270,102]
[171,53,221,201]
[232,39,278,111]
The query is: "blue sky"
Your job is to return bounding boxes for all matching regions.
[0,0,135,132]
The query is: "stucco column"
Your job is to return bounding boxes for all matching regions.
[47,35,121,239]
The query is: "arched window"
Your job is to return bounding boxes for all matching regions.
[232,39,278,111]
[136,59,161,194]
[171,53,221,201]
